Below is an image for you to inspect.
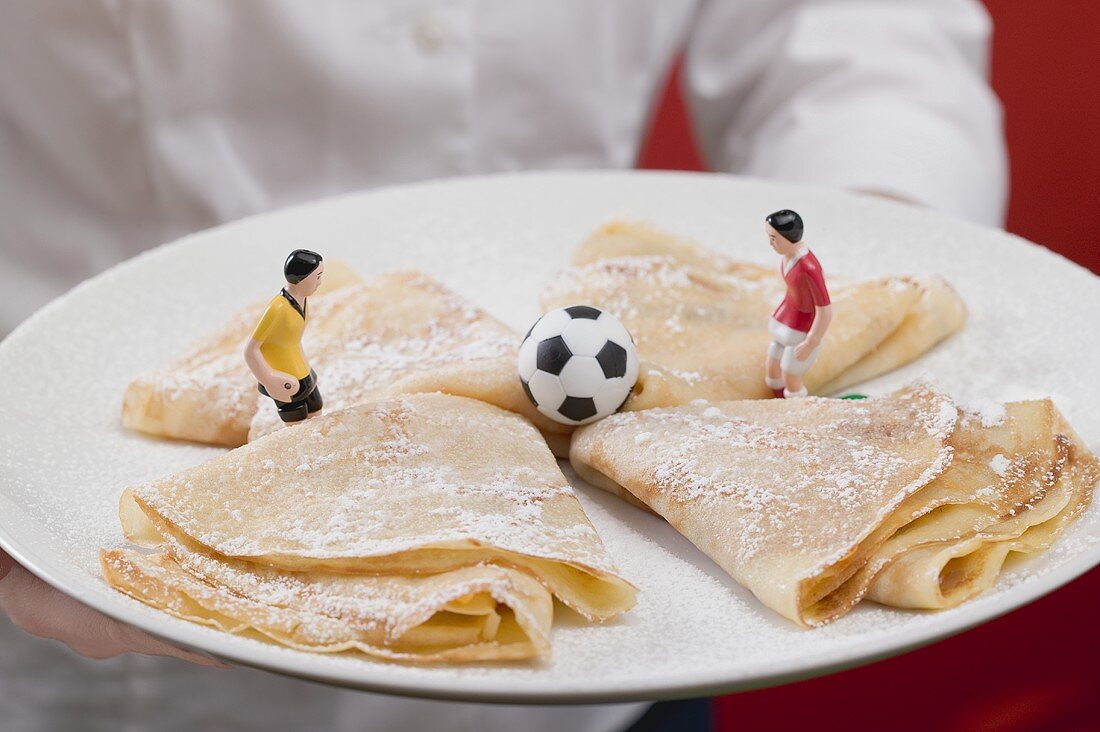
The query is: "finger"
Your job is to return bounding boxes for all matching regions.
[104,616,232,668]
[0,550,14,582]
[0,562,63,635]
[1,564,230,668]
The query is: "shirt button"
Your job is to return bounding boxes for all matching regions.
[414,14,450,53]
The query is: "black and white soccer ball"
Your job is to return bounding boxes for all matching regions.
[518,305,640,425]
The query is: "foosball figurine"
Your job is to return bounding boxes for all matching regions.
[763,210,832,398]
[244,249,325,423]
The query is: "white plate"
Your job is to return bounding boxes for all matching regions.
[2,171,1098,704]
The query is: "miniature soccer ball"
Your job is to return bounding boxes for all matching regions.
[518,305,640,425]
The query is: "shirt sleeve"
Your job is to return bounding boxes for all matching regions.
[802,265,831,307]
[250,298,282,343]
[684,0,1008,227]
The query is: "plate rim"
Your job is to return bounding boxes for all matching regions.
[2,169,1099,704]
[4,525,1098,704]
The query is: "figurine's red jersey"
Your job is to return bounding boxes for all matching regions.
[771,249,830,333]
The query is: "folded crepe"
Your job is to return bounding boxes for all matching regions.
[101,544,553,662]
[863,406,1096,610]
[542,221,966,408]
[818,276,968,395]
[123,269,564,447]
[570,383,1096,626]
[121,261,361,446]
[110,393,636,661]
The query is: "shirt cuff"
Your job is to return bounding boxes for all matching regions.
[739,104,1008,228]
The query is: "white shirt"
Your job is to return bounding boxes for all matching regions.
[0,1,1006,730]
[0,0,1006,338]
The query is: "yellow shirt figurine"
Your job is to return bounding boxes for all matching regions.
[244,250,324,423]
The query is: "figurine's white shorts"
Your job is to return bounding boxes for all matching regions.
[767,318,821,376]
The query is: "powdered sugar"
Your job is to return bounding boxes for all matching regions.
[960,397,1008,429]
[137,395,621,577]
[3,172,1099,700]
[539,255,782,342]
[249,274,518,439]
[588,386,956,566]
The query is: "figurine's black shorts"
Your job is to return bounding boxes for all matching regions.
[258,370,323,423]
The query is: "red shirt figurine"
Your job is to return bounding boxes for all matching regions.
[763,210,833,399]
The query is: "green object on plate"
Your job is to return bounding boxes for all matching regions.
[839,393,869,400]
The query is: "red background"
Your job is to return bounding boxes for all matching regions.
[638,1,1100,276]
[636,2,1100,729]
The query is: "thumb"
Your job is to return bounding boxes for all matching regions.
[0,550,14,582]
[103,618,232,668]
[0,559,231,669]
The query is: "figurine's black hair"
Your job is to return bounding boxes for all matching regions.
[765,210,804,243]
[284,249,323,284]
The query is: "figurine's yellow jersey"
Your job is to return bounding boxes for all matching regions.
[250,292,309,379]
